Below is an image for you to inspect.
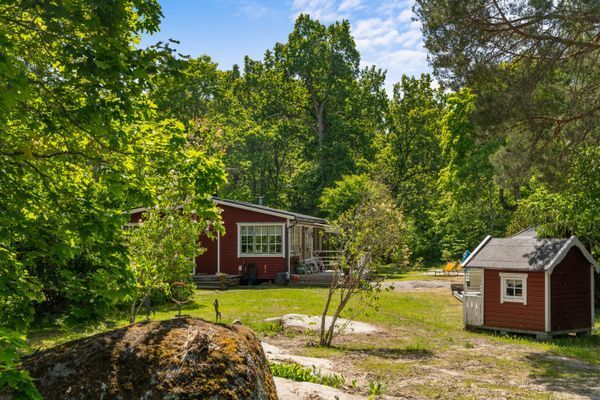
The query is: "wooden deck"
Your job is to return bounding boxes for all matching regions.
[289,271,341,287]
[192,274,240,290]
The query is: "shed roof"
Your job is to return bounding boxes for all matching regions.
[463,229,599,273]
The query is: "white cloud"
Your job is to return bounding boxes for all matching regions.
[291,0,346,22]
[289,0,431,94]
[338,0,362,12]
[238,0,269,20]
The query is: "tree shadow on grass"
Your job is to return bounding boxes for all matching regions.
[337,345,434,360]
[524,347,600,399]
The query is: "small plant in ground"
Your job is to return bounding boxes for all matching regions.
[269,362,345,388]
[250,321,284,337]
[367,381,385,399]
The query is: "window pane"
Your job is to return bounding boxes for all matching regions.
[515,287,523,297]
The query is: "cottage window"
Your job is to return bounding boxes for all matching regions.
[239,224,284,257]
[500,273,528,305]
[290,225,302,256]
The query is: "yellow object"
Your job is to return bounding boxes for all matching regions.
[443,261,457,272]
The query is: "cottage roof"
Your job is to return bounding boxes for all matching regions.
[212,197,326,225]
[463,229,599,273]
[129,198,327,226]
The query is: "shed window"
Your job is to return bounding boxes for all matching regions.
[239,224,284,256]
[500,273,528,305]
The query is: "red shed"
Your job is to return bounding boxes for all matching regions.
[129,197,328,283]
[462,228,598,339]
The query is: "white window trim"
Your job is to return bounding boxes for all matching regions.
[236,222,286,258]
[500,272,528,305]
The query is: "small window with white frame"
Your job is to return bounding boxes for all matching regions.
[500,273,528,305]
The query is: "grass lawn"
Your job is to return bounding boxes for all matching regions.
[29,282,600,399]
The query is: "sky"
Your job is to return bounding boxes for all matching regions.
[141,0,431,93]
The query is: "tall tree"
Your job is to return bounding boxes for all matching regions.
[431,90,511,258]
[0,1,225,395]
[415,0,600,205]
[276,14,387,212]
[375,74,444,260]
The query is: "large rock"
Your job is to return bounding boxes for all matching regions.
[22,318,278,400]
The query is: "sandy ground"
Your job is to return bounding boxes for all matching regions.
[262,342,334,373]
[274,377,366,400]
[382,280,452,291]
[264,314,379,335]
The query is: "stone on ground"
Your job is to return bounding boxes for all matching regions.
[262,342,333,373]
[264,314,378,335]
[22,318,277,400]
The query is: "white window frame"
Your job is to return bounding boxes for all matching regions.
[304,226,313,259]
[237,222,286,258]
[500,272,528,305]
[290,225,302,257]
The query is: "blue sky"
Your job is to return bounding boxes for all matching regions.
[142,0,431,92]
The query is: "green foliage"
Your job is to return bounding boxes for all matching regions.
[269,362,345,388]
[415,0,600,203]
[321,182,411,346]
[0,329,41,399]
[509,146,600,258]
[127,204,213,323]
[431,90,511,259]
[374,74,444,260]
[320,174,382,219]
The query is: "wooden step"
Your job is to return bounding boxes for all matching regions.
[192,275,240,290]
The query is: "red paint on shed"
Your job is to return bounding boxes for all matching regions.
[483,269,546,332]
[551,247,592,331]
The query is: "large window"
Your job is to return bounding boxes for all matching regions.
[500,273,527,305]
[239,224,284,257]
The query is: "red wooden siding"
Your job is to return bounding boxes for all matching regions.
[484,270,545,332]
[551,247,592,331]
[195,204,288,280]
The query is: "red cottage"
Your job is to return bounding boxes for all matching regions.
[129,197,328,284]
[462,228,598,339]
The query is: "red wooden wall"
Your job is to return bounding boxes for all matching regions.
[484,270,545,331]
[195,204,288,280]
[551,247,592,331]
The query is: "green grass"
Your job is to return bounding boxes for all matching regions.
[269,362,345,388]
[27,284,600,399]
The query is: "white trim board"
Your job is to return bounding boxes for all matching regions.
[544,272,551,332]
[462,235,492,268]
[215,199,292,220]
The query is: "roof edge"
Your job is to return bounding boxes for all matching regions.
[546,236,599,274]
[213,198,293,220]
[462,235,492,268]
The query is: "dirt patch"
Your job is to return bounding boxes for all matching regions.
[383,280,452,291]
[264,314,379,335]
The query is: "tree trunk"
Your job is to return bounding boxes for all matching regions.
[499,188,518,211]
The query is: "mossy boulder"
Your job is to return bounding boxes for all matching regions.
[22,318,278,399]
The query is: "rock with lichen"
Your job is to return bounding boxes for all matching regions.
[22,318,278,400]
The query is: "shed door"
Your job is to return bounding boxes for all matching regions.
[464,293,483,326]
[464,268,483,326]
